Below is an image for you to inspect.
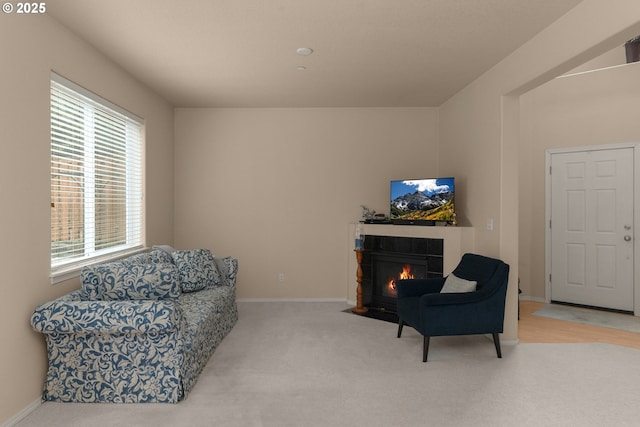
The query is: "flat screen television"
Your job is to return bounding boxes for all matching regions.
[390,178,455,225]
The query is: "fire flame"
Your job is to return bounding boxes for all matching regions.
[387,264,414,296]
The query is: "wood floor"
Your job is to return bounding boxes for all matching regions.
[518,300,640,350]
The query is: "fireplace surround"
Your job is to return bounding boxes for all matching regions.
[361,235,444,320]
[347,223,475,320]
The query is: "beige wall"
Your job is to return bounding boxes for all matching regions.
[568,44,627,74]
[4,0,640,424]
[519,61,640,300]
[0,15,173,425]
[439,0,640,340]
[174,108,438,300]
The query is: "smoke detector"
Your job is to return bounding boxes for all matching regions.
[296,47,314,56]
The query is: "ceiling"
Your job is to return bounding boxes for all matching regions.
[47,0,583,108]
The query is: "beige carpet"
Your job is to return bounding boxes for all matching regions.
[16,301,640,427]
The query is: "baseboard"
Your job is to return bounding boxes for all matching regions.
[519,295,547,303]
[1,398,41,427]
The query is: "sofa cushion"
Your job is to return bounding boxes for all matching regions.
[81,262,181,300]
[122,249,174,266]
[153,245,176,256]
[213,257,238,286]
[440,273,477,293]
[171,249,220,292]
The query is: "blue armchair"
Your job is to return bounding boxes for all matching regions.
[396,253,510,362]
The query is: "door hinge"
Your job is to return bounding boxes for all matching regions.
[549,274,552,283]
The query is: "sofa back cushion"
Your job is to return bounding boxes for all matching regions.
[121,249,174,266]
[171,249,221,292]
[81,262,181,301]
[213,257,238,286]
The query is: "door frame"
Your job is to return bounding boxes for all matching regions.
[545,142,640,316]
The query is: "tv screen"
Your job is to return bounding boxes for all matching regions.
[390,178,455,224]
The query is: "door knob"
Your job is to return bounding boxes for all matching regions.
[624,235,632,242]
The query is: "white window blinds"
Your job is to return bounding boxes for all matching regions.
[50,73,144,274]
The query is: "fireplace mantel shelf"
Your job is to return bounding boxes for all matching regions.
[358,223,473,240]
[347,223,475,305]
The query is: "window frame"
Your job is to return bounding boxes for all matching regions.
[50,72,146,283]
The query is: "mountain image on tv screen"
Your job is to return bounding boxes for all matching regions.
[390,178,455,222]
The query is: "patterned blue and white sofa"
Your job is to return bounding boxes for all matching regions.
[30,246,238,403]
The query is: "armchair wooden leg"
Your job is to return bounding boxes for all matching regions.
[492,333,502,358]
[423,336,430,362]
[397,320,404,338]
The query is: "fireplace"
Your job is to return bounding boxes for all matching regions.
[371,254,428,312]
[361,235,443,321]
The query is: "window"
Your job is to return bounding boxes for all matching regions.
[50,73,144,280]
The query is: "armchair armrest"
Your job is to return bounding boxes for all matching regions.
[31,299,181,335]
[397,278,445,298]
[421,290,487,306]
[421,267,510,307]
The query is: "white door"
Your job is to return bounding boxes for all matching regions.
[550,148,634,311]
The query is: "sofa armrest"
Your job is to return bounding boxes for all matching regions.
[31,299,181,335]
[213,256,238,287]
